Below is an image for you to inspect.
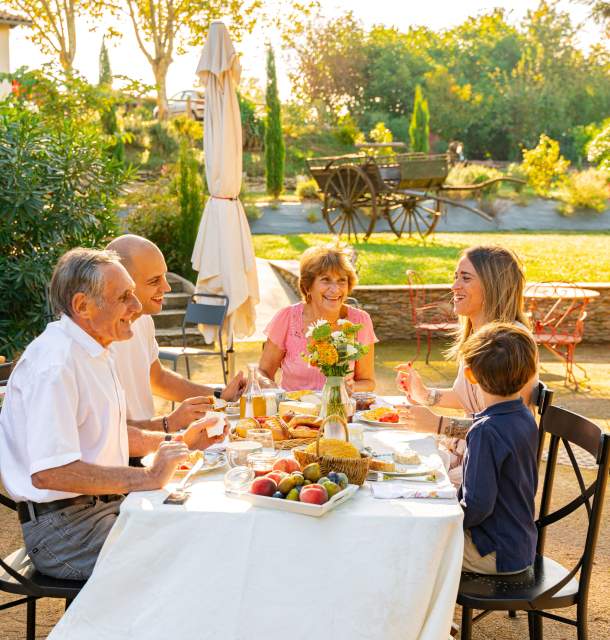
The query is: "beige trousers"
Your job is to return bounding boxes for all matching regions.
[462,531,527,575]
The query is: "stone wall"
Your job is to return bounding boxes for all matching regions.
[270,262,610,343]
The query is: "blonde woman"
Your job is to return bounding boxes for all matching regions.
[396,245,538,483]
[259,246,377,392]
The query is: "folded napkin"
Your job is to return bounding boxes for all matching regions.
[370,481,456,500]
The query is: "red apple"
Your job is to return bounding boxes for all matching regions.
[272,458,300,474]
[266,471,286,485]
[299,484,328,505]
[250,477,277,497]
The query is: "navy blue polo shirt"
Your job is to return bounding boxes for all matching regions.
[458,398,538,573]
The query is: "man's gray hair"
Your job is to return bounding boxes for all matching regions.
[49,248,121,318]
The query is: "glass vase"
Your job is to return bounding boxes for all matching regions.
[320,375,351,422]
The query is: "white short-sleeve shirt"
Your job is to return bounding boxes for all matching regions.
[0,315,129,503]
[110,314,159,421]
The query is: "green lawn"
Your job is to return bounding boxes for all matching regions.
[252,231,610,284]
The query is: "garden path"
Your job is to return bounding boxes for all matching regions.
[249,198,610,234]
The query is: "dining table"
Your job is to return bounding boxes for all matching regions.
[48,397,464,640]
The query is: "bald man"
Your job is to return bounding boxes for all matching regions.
[107,235,245,433]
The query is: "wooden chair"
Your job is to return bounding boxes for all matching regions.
[458,405,610,640]
[405,270,458,363]
[0,493,85,640]
[158,293,229,385]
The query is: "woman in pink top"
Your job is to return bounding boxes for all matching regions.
[395,246,538,484]
[259,246,377,392]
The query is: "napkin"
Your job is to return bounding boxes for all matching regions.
[370,481,456,500]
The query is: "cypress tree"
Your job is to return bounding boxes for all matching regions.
[98,37,125,164]
[264,45,285,198]
[409,85,430,153]
[178,140,204,277]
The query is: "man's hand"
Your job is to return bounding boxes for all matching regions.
[220,371,246,402]
[167,396,214,431]
[181,417,229,450]
[148,441,189,487]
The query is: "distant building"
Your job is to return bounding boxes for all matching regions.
[0,9,31,96]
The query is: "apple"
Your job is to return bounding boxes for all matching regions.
[250,477,277,497]
[273,458,300,474]
[300,484,328,505]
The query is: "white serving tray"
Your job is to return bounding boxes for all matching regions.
[228,484,359,517]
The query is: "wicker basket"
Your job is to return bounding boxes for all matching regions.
[293,415,370,485]
[228,427,316,451]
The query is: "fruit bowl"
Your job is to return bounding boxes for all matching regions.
[229,484,359,517]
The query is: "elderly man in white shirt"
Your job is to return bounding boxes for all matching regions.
[106,234,245,434]
[0,248,225,580]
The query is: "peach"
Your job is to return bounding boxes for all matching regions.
[250,477,277,497]
[266,471,286,485]
[272,458,300,474]
[299,484,328,505]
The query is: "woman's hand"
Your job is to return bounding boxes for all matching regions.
[397,405,440,434]
[394,363,429,405]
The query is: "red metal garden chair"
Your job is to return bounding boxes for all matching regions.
[405,270,459,364]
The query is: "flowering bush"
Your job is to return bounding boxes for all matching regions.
[303,319,369,377]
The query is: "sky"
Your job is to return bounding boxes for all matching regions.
[8,0,606,102]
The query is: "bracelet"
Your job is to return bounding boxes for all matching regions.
[162,415,169,433]
[213,388,222,399]
[437,416,444,435]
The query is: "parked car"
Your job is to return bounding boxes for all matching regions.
[154,90,205,120]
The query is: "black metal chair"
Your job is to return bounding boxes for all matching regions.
[457,405,610,640]
[158,293,229,385]
[0,493,85,640]
[534,380,554,469]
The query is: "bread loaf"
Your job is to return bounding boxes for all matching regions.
[278,400,319,418]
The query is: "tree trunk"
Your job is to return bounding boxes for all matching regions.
[153,62,170,120]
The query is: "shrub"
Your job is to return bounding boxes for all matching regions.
[296,177,320,200]
[243,203,262,220]
[0,101,130,357]
[522,134,570,196]
[333,113,364,146]
[446,163,503,199]
[306,210,320,223]
[587,124,610,172]
[557,169,609,215]
[177,141,204,278]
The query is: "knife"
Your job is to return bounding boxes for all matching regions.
[176,456,204,492]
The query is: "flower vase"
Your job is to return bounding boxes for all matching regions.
[320,376,352,438]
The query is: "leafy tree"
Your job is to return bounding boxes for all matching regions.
[588,124,610,171]
[409,85,429,153]
[265,45,285,198]
[4,0,104,72]
[0,86,130,357]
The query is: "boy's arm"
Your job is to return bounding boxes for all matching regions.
[460,424,504,529]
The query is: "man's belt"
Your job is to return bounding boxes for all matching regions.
[17,495,123,524]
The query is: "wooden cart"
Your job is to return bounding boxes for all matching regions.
[306,151,523,241]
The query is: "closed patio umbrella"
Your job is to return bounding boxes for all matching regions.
[192,20,259,343]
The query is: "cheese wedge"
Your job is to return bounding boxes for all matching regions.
[278,400,320,418]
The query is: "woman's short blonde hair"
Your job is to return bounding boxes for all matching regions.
[298,245,357,300]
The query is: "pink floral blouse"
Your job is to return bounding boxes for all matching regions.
[264,302,378,391]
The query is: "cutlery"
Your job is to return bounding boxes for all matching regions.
[176,457,204,493]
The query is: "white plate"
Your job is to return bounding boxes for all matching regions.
[370,454,440,476]
[141,452,226,476]
[355,411,409,429]
[228,484,359,517]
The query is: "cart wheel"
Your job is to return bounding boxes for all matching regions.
[385,195,442,239]
[323,165,377,242]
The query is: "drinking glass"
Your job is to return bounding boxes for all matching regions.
[246,428,275,453]
[226,441,263,468]
[247,452,278,477]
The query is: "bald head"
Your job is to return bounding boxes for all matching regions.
[106,235,170,316]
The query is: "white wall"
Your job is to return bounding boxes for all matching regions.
[0,25,11,97]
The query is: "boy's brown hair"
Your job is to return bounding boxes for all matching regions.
[461,322,538,396]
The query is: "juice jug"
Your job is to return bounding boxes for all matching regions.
[239,363,267,417]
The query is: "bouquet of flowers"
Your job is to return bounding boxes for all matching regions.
[303,319,369,377]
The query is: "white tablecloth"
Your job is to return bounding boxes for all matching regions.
[49,429,463,640]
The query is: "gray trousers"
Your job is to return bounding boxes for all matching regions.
[21,497,123,580]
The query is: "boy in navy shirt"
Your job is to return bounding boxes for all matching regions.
[458,322,539,574]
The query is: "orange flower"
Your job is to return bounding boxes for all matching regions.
[317,343,339,366]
